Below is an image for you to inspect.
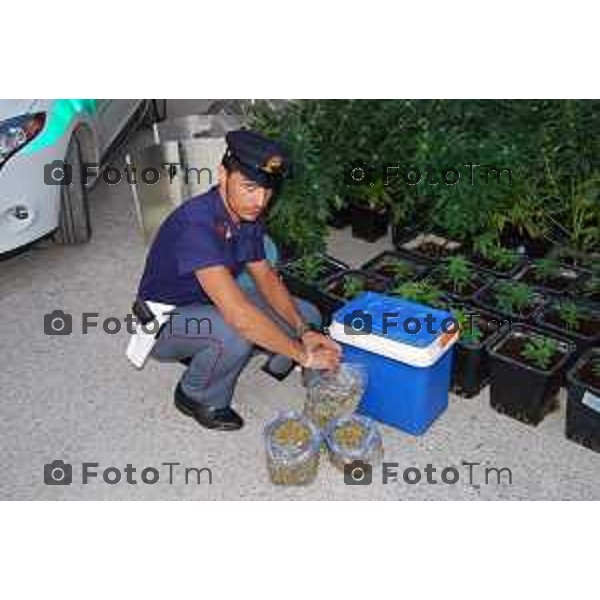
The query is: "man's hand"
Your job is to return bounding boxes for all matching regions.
[301,330,342,355]
[299,346,340,371]
[299,331,342,371]
[245,260,342,371]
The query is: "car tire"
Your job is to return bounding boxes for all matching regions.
[54,133,92,245]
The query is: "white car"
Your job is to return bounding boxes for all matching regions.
[0,99,149,255]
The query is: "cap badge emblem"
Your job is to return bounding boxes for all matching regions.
[262,155,283,174]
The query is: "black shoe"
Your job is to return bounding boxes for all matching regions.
[261,354,295,381]
[173,383,244,431]
[179,356,192,367]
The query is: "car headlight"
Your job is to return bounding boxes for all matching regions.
[0,112,46,168]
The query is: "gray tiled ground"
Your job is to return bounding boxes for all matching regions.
[1,101,599,500]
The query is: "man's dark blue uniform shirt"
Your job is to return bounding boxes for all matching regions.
[137,186,266,306]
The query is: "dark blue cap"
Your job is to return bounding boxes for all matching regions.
[223,129,289,188]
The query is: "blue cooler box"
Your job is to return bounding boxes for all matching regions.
[328,292,458,435]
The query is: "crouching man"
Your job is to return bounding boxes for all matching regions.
[134,129,341,431]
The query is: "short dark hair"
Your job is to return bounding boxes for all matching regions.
[221,153,242,175]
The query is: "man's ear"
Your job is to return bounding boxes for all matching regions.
[217,164,228,187]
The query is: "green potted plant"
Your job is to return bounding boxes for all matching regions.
[428,255,489,302]
[578,271,600,305]
[341,274,366,300]
[360,250,430,286]
[327,194,353,229]
[566,260,600,306]
[534,299,600,350]
[281,253,348,282]
[551,246,600,272]
[349,179,392,242]
[488,326,574,425]
[469,233,527,278]
[565,349,600,452]
[323,270,389,304]
[544,172,600,257]
[474,280,544,321]
[388,280,445,308]
[250,101,335,259]
[278,253,349,322]
[390,194,425,249]
[518,257,584,294]
[491,194,556,258]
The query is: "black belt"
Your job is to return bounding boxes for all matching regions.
[131,298,156,325]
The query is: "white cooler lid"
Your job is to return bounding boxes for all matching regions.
[328,292,459,368]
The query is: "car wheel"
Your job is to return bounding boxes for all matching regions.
[55,133,91,244]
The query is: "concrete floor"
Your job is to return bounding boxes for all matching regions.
[1,101,599,500]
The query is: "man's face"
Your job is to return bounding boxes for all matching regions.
[219,166,273,221]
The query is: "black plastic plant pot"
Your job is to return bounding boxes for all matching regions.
[350,205,390,242]
[523,238,555,260]
[468,252,528,279]
[279,253,349,282]
[327,205,353,229]
[275,242,301,263]
[450,307,510,398]
[574,274,600,307]
[516,263,586,295]
[360,250,430,285]
[498,225,555,258]
[398,233,462,263]
[453,343,495,399]
[565,348,600,453]
[390,196,432,250]
[321,269,390,304]
[488,325,574,426]
[550,246,600,273]
[534,299,600,353]
[285,284,342,328]
[316,296,344,327]
[279,254,350,326]
[426,266,490,304]
[391,224,418,249]
[497,224,527,251]
[472,281,547,324]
